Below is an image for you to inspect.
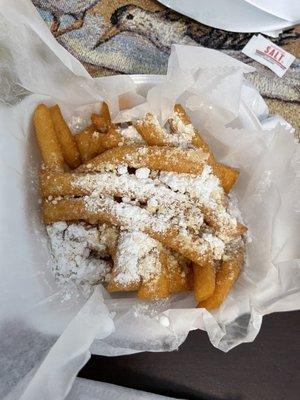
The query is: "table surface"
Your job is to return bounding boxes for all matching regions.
[79,311,300,400]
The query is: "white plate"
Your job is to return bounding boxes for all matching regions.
[157,0,298,35]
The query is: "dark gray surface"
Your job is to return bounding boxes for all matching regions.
[79,311,300,400]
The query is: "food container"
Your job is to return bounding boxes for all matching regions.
[0,2,299,400]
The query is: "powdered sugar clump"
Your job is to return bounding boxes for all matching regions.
[118,125,145,144]
[113,231,160,286]
[47,222,111,297]
[117,164,127,175]
[202,233,225,259]
[169,110,195,143]
[135,167,150,179]
[159,165,220,202]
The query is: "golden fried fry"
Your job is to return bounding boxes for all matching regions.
[77,145,208,175]
[49,105,82,169]
[191,135,211,154]
[38,168,189,202]
[39,170,85,198]
[41,169,246,240]
[91,114,108,133]
[193,261,216,302]
[107,280,141,293]
[40,170,246,241]
[107,270,140,292]
[108,231,170,298]
[75,125,123,162]
[33,104,64,171]
[102,126,123,149]
[38,169,164,199]
[74,125,100,162]
[171,104,208,151]
[135,114,167,146]
[149,229,210,266]
[107,281,140,292]
[138,250,170,300]
[107,230,141,292]
[109,234,190,298]
[107,273,140,292]
[213,163,239,194]
[43,198,115,226]
[201,206,247,239]
[166,251,190,294]
[198,247,245,309]
[100,101,111,126]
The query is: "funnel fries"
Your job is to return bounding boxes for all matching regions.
[34,102,246,308]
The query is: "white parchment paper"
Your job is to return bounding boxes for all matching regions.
[0,1,299,399]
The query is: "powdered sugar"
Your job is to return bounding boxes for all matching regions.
[117,164,127,175]
[75,171,204,234]
[169,110,195,142]
[158,165,238,242]
[158,164,221,202]
[47,222,111,297]
[73,159,239,260]
[135,167,150,179]
[118,125,145,144]
[202,233,225,259]
[112,231,160,286]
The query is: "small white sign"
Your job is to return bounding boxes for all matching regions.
[242,34,295,77]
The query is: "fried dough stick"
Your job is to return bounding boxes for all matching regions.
[91,114,108,133]
[198,244,245,309]
[99,101,112,126]
[74,102,116,161]
[138,249,170,300]
[107,230,142,293]
[108,231,170,299]
[75,125,123,162]
[33,104,64,171]
[193,260,216,302]
[40,172,203,241]
[165,250,191,294]
[49,105,81,169]
[76,145,208,175]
